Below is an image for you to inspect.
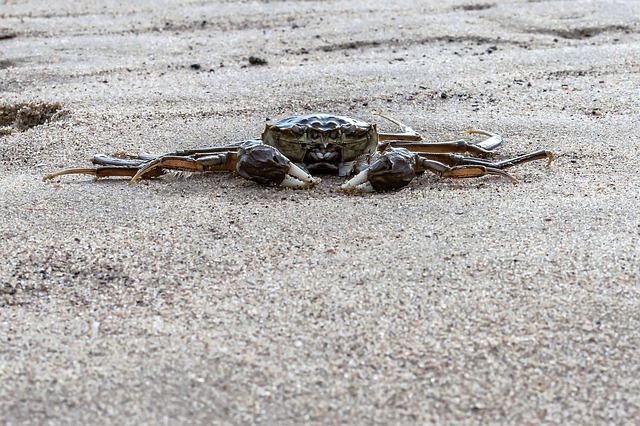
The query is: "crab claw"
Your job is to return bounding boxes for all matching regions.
[235,140,319,188]
[340,148,416,193]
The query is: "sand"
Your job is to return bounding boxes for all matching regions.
[1,0,639,424]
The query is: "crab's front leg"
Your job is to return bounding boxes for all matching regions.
[339,147,553,192]
[44,140,319,189]
[233,140,319,188]
[340,148,417,193]
[129,140,318,188]
[43,148,239,183]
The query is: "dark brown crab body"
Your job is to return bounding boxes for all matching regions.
[43,112,553,192]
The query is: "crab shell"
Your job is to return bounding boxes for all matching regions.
[261,114,379,176]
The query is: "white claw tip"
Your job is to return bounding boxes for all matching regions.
[339,182,376,193]
[287,163,316,183]
[341,169,369,187]
[281,175,320,189]
[339,169,376,193]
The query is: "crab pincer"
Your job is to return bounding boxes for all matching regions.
[235,140,319,188]
[339,148,416,193]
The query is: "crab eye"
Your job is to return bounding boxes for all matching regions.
[328,130,340,140]
[308,130,319,139]
[291,124,305,135]
[342,124,356,135]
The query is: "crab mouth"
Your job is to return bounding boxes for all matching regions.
[307,150,339,163]
[305,148,340,172]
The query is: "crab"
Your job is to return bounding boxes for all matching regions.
[43,112,552,192]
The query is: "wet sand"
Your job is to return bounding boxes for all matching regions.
[1,1,639,424]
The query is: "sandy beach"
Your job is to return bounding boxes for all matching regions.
[1,0,639,424]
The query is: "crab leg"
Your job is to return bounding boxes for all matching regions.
[340,147,553,192]
[128,153,235,184]
[415,150,553,169]
[42,165,164,180]
[381,130,503,155]
[43,141,319,189]
[373,111,423,141]
[42,154,161,180]
[415,149,552,182]
[43,150,236,182]
[415,159,519,183]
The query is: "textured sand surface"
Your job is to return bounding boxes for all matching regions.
[1,1,639,424]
